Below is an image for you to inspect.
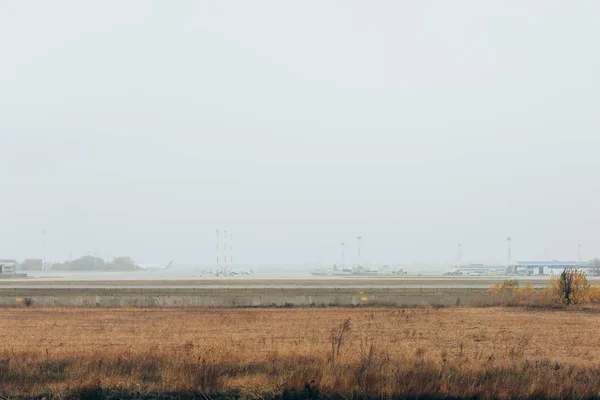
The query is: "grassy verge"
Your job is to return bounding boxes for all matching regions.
[2,307,600,398]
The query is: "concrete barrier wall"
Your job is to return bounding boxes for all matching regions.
[0,292,499,308]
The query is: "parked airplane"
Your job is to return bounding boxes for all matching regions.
[223,269,254,277]
[137,261,174,271]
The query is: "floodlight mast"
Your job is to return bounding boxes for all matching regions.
[216,230,220,276]
[507,237,512,270]
[357,236,362,270]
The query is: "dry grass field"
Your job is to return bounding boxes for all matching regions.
[2,307,600,399]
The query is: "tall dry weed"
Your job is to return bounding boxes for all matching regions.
[329,317,351,367]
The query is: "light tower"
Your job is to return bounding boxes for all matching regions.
[42,229,47,272]
[229,232,233,265]
[578,244,582,265]
[340,242,345,270]
[457,244,462,271]
[357,236,362,269]
[224,230,228,274]
[506,237,512,270]
[216,230,220,276]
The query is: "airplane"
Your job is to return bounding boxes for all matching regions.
[355,266,381,275]
[137,261,174,271]
[223,269,254,277]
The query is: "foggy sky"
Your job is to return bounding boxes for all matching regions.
[1,1,599,266]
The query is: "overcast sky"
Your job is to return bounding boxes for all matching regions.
[1,1,599,266]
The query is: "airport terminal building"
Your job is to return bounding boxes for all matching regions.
[516,261,588,275]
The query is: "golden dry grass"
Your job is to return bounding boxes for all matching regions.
[2,307,600,398]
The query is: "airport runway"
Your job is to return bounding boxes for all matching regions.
[0,273,574,290]
[0,284,528,289]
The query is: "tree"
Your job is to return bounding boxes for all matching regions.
[111,257,138,271]
[551,269,589,305]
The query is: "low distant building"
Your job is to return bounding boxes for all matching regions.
[19,259,43,271]
[0,259,16,275]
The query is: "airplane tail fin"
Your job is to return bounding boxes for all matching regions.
[165,261,174,270]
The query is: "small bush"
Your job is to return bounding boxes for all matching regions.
[514,284,535,303]
[489,280,522,306]
[489,280,520,294]
[588,284,600,303]
[23,298,33,307]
